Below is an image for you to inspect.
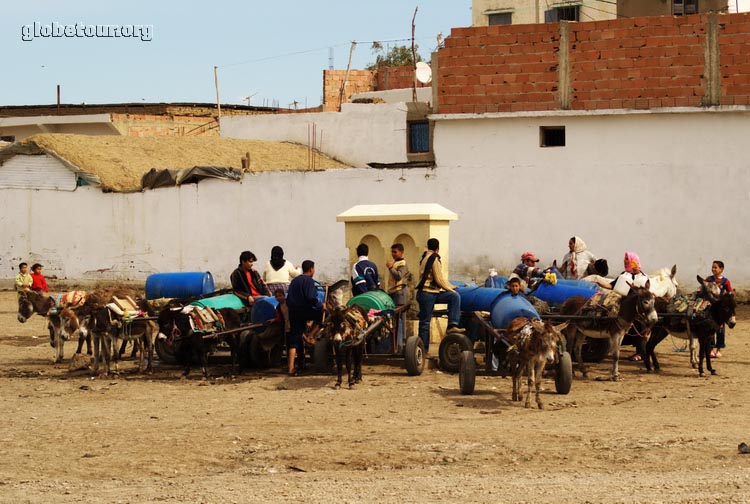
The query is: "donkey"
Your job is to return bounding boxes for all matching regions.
[644,276,737,377]
[505,317,566,409]
[560,283,658,381]
[648,265,679,299]
[156,306,242,378]
[18,290,92,362]
[321,304,369,389]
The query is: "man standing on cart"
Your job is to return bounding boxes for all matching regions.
[415,238,465,354]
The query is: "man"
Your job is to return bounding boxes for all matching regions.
[513,251,546,289]
[385,243,410,306]
[350,243,380,296]
[15,262,32,294]
[286,260,324,375]
[415,238,465,353]
[230,251,269,307]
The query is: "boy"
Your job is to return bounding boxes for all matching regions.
[706,260,733,358]
[15,262,32,294]
[386,243,410,306]
[30,263,50,293]
[351,243,380,296]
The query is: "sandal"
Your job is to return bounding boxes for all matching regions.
[628,354,642,362]
[710,350,717,358]
[715,350,722,358]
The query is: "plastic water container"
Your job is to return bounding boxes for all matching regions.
[251,296,279,323]
[490,291,540,329]
[532,281,597,306]
[347,290,395,312]
[145,272,214,300]
[484,276,509,289]
[457,287,505,312]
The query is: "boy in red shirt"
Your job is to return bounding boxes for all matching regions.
[30,263,49,293]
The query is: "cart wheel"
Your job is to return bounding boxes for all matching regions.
[313,339,330,373]
[458,350,476,395]
[404,336,424,376]
[555,351,573,395]
[438,333,472,373]
[155,337,180,365]
[238,330,254,369]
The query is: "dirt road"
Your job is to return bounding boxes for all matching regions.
[1,291,749,503]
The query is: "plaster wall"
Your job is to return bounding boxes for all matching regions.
[220,103,409,167]
[1,109,749,295]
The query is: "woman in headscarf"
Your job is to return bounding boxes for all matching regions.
[560,236,597,280]
[262,246,300,296]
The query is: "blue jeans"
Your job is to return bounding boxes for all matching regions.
[416,289,461,352]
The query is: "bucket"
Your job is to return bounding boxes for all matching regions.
[145,272,214,300]
[489,291,540,329]
[190,293,245,311]
[347,290,395,312]
[532,281,597,306]
[456,286,504,312]
[251,296,279,323]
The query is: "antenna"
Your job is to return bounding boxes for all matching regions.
[415,61,432,84]
[328,47,334,70]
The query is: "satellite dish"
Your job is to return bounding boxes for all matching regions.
[416,62,432,84]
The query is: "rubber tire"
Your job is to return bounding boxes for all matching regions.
[458,350,476,395]
[555,351,573,395]
[155,337,180,365]
[313,339,330,373]
[404,336,425,376]
[438,333,473,373]
[582,338,609,363]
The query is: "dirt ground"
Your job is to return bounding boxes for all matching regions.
[1,290,749,504]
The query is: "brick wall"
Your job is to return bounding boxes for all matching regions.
[110,114,219,137]
[323,70,377,111]
[376,66,429,91]
[437,12,750,114]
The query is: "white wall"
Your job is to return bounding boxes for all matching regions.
[220,103,409,167]
[2,107,749,294]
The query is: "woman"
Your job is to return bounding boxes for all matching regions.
[262,246,300,296]
[607,252,649,295]
[560,236,597,280]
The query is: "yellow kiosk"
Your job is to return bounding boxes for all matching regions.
[336,203,458,374]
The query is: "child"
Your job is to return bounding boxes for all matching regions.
[386,243,411,306]
[30,263,50,293]
[706,260,733,358]
[15,262,32,294]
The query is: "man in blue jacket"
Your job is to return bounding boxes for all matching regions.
[286,260,324,375]
[351,243,380,296]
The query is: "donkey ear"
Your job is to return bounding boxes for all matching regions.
[671,265,677,277]
[696,275,705,284]
[644,278,651,290]
[553,321,569,332]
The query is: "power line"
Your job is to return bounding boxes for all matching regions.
[581,4,630,18]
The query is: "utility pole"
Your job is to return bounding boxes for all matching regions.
[214,65,222,134]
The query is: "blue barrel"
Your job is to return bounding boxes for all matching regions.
[490,291,540,329]
[556,279,599,290]
[457,287,504,312]
[451,279,477,288]
[191,293,245,310]
[532,281,597,306]
[347,290,395,312]
[251,296,279,322]
[145,272,214,300]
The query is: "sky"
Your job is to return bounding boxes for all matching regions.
[1,1,471,109]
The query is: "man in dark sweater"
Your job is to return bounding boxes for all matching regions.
[286,260,324,375]
[230,251,269,307]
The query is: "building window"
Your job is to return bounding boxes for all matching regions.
[545,6,580,22]
[673,0,698,15]
[540,126,566,147]
[408,121,430,153]
[488,12,512,25]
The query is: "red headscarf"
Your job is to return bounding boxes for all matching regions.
[624,251,641,273]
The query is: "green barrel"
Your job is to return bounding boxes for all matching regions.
[190,293,246,310]
[346,290,395,312]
